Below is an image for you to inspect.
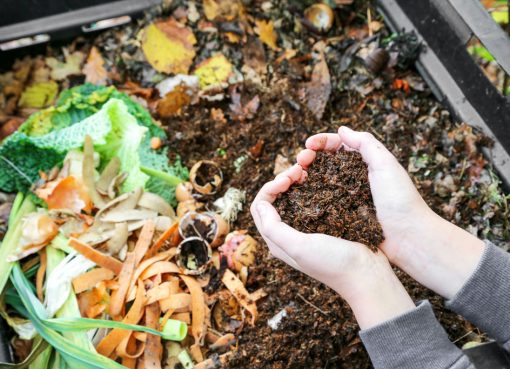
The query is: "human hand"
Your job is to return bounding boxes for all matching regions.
[250,164,415,329]
[298,127,484,300]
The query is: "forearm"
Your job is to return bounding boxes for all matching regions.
[341,253,474,369]
[447,241,510,350]
[391,208,484,300]
[360,301,474,369]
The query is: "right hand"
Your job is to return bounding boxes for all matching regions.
[250,164,416,329]
[298,127,484,299]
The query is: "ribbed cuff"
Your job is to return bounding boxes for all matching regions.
[360,301,472,369]
[446,241,510,350]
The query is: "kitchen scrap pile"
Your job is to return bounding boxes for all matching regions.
[0,86,261,369]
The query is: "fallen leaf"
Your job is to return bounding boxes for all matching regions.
[229,87,260,122]
[193,53,233,89]
[0,117,24,140]
[392,78,410,93]
[243,37,267,74]
[188,1,200,23]
[255,19,278,50]
[141,19,197,74]
[83,47,108,85]
[32,57,51,83]
[156,74,199,97]
[18,81,58,109]
[157,85,192,117]
[273,154,292,175]
[203,0,240,21]
[46,49,85,81]
[249,139,264,157]
[210,108,227,124]
[224,32,242,43]
[303,51,331,119]
[119,81,154,100]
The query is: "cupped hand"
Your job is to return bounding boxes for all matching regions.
[250,164,415,328]
[298,127,484,300]
[297,126,431,266]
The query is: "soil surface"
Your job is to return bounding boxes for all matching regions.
[167,83,483,369]
[274,149,384,250]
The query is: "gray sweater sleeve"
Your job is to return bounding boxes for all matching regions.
[446,241,510,351]
[359,301,474,369]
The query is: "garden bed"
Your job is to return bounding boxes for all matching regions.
[1,0,509,368]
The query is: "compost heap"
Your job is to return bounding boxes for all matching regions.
[275,149,384,250]
[0,86,261,369]
[1,0,509,368]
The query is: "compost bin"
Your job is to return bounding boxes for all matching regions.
[0,0,509,368]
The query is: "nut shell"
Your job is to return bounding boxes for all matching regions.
[178,211,230,248]
[189,160,223,195]
[304,4,335,33]
[176,200,203,218]
[176,237,212,275]
[175,181,194,202]
[364,48,390,74]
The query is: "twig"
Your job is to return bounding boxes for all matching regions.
[297,293,329,315]
[452,330,474,344]
[367,8,373,37]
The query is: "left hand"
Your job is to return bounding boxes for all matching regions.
[250,164,415,329]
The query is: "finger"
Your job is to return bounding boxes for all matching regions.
[274,164,302,183]
[255,201,307,258]
[338,127,393,170]
[253,175,292,204]
[305,133,342,152]
[296,149,316,169]
[298,170,308,184]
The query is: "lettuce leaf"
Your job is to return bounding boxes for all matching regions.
[0,84,187,204]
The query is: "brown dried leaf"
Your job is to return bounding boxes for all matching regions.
[273,154,292,176]
[303,51,331,119]
[229,88,260,122]
[157,85,192,117]
[242,36,267,75]
[83,47,107,85]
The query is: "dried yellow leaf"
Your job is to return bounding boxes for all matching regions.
[18,81,58,109]
[255,19,278,50]
[46,49,85,81]
[193,53,232,89]
[141,19,197,74]
[203,0,240,21]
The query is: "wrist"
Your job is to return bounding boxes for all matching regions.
[337,253,416,330]
[391,210,485,300]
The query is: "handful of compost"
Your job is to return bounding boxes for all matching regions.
[274,149,384,250]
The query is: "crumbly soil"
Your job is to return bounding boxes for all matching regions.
[166,82,483,369]
[274,149,384,250]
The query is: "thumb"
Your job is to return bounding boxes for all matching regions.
[256,201,281,227]
[338,127,394,170]
[255,201,306,252]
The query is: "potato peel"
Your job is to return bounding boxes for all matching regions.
[221,269,257,325]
